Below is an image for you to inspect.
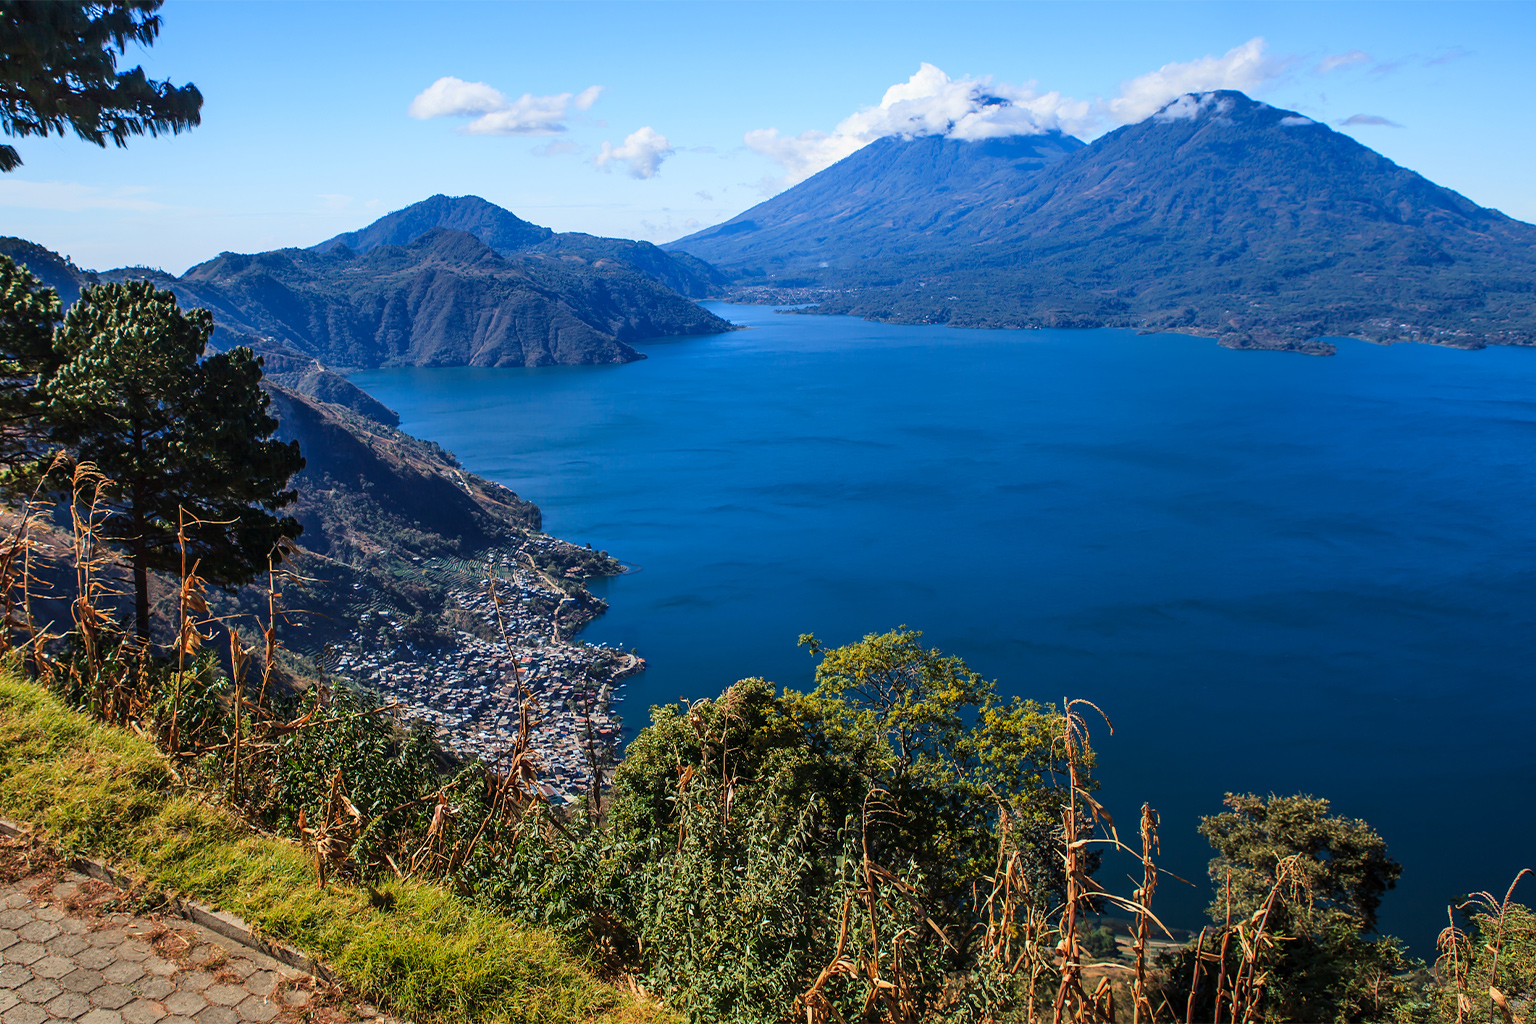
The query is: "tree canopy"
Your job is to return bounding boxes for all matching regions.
[1168,791,1414,1022]
[0,254,62,472]
[1200,791,1402,935]
[591,629,1073,1022]
[791,627,1070,892]
[0,0,202,171]
[46,279,302,639]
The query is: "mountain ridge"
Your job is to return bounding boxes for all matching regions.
[311,193,554,255]
[313,194,727,299]
[0,223,734,370]
[673,131,1086,280]
[668,91,1536,353]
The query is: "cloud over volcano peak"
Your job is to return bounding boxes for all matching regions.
[747,38,1291,191]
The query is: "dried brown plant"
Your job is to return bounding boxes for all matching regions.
[1459,868,1533,1024]
[1131,803,1161,1024]
[296,769,364,888]
[1052,699,1173,1024]
[0,452,68,665]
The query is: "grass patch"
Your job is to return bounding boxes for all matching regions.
[0,670,670,1024]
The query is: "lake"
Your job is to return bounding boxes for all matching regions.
[353,302,1536,948]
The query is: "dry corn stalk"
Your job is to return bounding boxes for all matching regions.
[1459,869,1534,1024]
[296,770,363,888]
[973,787,1056,1023]
[795,895,859,1024]
[1194,852,1304,1024]
[164,506,225,754]
[1437,904,1474,1023]
[0,452,67,660]
[1049,699,1177,1024]
[68,463,120,691]
[1131,803,1160,1024]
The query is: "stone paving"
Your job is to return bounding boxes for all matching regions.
[0,856,397,1024]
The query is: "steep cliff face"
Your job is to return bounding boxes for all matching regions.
[248,385,617,659]
[265,383,540,563]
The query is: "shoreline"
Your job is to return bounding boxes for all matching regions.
[322,541,643,802]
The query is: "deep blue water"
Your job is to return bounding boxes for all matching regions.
[353,303,1536,949]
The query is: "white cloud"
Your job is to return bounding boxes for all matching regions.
[462,94,573,136]
[407,77,508,118]
[0,180,166,212]
[1108,38,1288,123]
[746,42,1290,191]
[1152,93,1233,122]
[745,62,1093,189]
[594,127,674,179]
[743,127,867,190]
[1318,50,1372,74]
[407,76,602,136]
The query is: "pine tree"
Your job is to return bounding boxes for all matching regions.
[0,254,63,473]
[0,0,202,171]
[47,279,303,640]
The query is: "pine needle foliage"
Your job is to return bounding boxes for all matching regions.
[45,279,303,639]
[0,0,202,171]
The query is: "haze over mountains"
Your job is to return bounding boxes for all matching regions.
[670,90,1536,353]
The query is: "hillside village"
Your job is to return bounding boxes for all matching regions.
[325,549,643,799]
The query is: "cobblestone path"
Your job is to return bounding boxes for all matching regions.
[1,856,395,1024]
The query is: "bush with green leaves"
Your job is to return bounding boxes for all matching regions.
[479,629,1078,1023]
[456,802,628,961]
[1160,792,1422,1023]
[247,682,445,860]
[1081,924,1120,961]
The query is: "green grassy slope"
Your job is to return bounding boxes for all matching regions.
[0,670,671,1024]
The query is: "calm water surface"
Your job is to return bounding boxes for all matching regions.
[354,303,1536,947]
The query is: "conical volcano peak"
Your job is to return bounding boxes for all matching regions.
[668,79,1536,352]
[1151,90,1318,128]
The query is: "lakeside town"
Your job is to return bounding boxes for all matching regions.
[320,546,645,802]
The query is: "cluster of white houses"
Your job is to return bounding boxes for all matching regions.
[328,550,643,801]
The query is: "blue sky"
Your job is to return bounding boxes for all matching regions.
[3,0,1532,274]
